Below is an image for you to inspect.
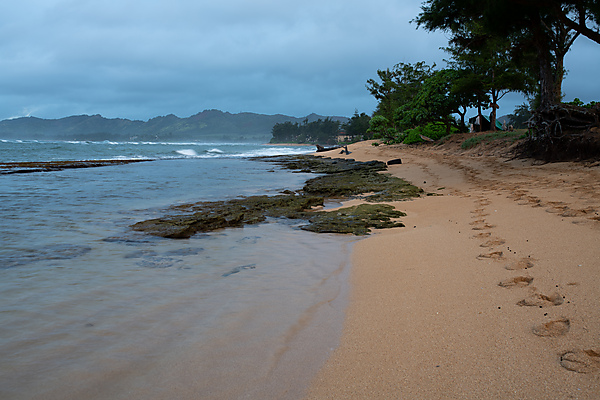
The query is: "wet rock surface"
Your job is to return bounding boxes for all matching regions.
[131,155,421,238]
[0,159,152,174]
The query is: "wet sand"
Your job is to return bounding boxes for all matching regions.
[306,139,600,399]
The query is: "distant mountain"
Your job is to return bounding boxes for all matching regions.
[0,110,349,142]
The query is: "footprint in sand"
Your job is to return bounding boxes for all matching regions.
[560,209,581,218]
[532,318,570,337]
[470,219,486,225]
[508,190,528,201]
[471,223,495,231]
[520,196,542,207]
[477,251,504,260]
[517,291,564,307]
[498,276,533,288]
[480,238,506,248]
[557,207,596,218]
[472,232,492,239]
[560,349,600,373]
[546,205,569,214]
[471,208,489,217]
[505,258,534,270]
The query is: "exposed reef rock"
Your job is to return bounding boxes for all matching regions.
[131,155,421,238]
[260,155,422,201]
[302,204,406,235]
[0,159,152,174]
[132,194,324,239]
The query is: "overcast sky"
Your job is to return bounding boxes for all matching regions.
[1,0,598,121]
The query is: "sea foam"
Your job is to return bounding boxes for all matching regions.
[176,149,199,157]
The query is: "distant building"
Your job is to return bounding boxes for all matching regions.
[336,130,353,143]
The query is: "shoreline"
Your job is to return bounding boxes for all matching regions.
[305,140,600,398]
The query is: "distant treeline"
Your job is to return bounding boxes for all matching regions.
[270,112,372,144]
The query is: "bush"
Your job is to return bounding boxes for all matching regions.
[403,122,457,144]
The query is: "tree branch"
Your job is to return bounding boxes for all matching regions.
[555,5,600,44]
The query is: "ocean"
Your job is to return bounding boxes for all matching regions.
[0,140,356,399]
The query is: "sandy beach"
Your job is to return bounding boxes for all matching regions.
[305,138,600,399]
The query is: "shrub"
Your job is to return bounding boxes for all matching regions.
[403,122,457,144]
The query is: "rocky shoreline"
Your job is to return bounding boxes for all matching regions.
[131,155,423,238]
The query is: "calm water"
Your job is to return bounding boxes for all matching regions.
[0,140,355,399]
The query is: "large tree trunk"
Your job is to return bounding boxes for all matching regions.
[532,11,558,110]
[537,44,557,110]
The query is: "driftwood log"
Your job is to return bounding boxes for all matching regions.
[315,144,341,152]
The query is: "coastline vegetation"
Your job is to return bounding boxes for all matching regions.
[311,0,599,160]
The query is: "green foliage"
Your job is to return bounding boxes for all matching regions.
[368,63,479,137]
[342,111,372,140]
[395,69,468,132]
[566,98,600,108]
[403,122,458,144]
[367,115,403,144]
[414,0,600,112]
[441,21,538,130]
[366,62,435,131]
[270,118,341,144]
[367,115,389,134]
[568,98,585,107]
[461,131,526,149]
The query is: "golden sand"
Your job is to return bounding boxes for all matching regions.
[305,139,600,399]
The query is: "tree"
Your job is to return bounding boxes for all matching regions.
[269,118,340,144]
[508,103,534,129]
[366,115,399,144]
[396,69,471,133]
[342,111,372,139]
[366,62,435,128]
[443,23,538,130]
[414,0,598,110]
[270,121,299,143]
[550,0,600,44]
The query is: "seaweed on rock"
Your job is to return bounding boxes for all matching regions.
[131,155,421,238]
[303,204,406,235]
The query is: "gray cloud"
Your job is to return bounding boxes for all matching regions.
[1,0,597,121]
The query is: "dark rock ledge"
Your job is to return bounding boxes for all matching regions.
[0,159,152,174]
[131,155,423,238]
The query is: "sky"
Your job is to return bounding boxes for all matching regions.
[1,0,599,121]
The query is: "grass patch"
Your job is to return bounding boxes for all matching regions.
[461,130,527,150]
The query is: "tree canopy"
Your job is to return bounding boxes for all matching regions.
[415,0,599,110]
[366,62,435,125]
